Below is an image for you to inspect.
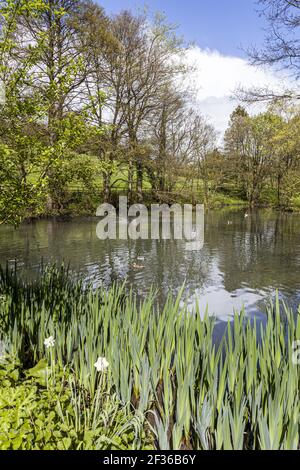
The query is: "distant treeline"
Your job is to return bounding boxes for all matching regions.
[1,1,300,225]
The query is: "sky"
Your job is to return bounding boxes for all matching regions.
[99,0,267,57]
[97,1,286,136]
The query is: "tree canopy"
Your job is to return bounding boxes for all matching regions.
[2,1,300,225]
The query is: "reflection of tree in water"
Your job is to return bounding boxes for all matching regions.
[126,238,213,304]
[1,211,300,311]
[209,210,300,293]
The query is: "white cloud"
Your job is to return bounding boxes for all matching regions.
[185,47,287,137]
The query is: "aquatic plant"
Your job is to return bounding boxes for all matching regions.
[1,265,300,450]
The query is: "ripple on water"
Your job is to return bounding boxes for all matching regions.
[1,210,300,319]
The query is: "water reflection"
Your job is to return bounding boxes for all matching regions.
[1,209,300,320]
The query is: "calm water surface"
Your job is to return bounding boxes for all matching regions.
[1,209,300,322]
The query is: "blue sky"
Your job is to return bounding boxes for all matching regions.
[98,0,267,58]
[97,1,284,137]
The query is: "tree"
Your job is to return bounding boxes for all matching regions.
[268,107,300,206]
[1,1,222,224]
[239,0,300,102]
[0,0,106,223]
[250,0,300,75]
[105,11,186,202]
[0,0,50,225]
[3,1,95,208]
[190,118,219,205]
[146,85,187,193]
[75,1,122,202]
[224,107,283,206]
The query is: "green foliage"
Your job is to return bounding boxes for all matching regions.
[0,0,107,224]
[1,265,300,450]
[0,356,152,450]
[225,106,300,208]
[1,0,300,224]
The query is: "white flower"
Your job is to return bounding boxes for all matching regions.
[44,336,55,349]
[94,357,109,372]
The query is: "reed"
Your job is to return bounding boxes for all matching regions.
[1,264,300,450]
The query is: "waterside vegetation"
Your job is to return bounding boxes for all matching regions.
[2,1,300,226]
[1,265,300,450]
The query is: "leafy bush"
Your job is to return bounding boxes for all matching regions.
[0,358,153,450]
[1,265,300,450]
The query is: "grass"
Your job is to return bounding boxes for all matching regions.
[1,265,300,450]
[291,195,300,210]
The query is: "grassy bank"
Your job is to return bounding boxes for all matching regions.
[1,266,300,450]
[19,186,300,222]
[35,189,248,219]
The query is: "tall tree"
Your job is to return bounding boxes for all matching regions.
[0,0,50,225]
[7,0,93,208]
[225,107,282,206]
[107,11,186,202]
[0,0,103,222]
[146,85,186,193]
[268,107,300,206]
[239,0,300,102]
[190,116,218,205]
[77,1,126,202]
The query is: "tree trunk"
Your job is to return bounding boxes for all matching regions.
[277,174,282,208]
[136,162,143,202]
[128,159,133,204]
[103,172,111,203]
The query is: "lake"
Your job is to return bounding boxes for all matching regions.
[1,208,300,322]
